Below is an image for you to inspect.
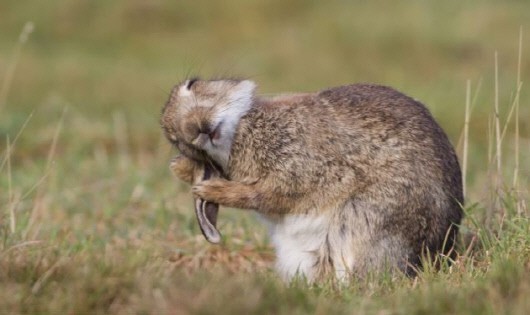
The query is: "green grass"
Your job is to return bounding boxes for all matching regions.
[1,1,529,314]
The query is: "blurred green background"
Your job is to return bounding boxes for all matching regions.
[1,1,529,188]
[1,0,529,244]
[1,1,530,313]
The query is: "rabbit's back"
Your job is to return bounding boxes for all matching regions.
[228,84,462,279]
[230,84,462,209]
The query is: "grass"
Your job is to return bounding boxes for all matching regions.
[1,1,529,314]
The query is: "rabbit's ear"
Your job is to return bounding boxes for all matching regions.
[194,198,221,244]
[178,78,199,97]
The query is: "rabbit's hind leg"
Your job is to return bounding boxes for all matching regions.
[327,199,416,280]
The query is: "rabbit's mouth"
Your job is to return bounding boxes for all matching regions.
[175,141,209,163]
[191,133,210,148]
[191,122,222,148]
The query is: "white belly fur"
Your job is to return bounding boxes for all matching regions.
[263,214,330,282]
[258,206,409,282]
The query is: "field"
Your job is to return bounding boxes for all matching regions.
[1,1,529,314]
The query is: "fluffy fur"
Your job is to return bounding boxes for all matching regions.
[162,79,255,171]
[161,79,464,282]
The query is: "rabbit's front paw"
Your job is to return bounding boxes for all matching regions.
[169,155,196,184]
[192,178,231,203]
[192,178,259,209]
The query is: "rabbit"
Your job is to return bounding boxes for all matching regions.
[160,78,464,282]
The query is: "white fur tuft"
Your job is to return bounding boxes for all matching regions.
[205,80,256,170]
[265,214,330,282]
[179,80,192,97]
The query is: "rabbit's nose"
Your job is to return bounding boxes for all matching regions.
[192,133,210,148]
[209,123,222,142]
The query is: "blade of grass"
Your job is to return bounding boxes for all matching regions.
[24,108,66,239]
[6,136,15,234]
[463,80,471,199]
[456,78,482,151]
[513,27,523,216]
[494,51,502,185]
[0,22,34,112]
[493,51,504,222]
[0,111,34,172]
[486,113,494,226]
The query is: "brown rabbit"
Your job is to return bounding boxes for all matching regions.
[161,78,463,282]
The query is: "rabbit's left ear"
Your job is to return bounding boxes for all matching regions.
[194,163,221,244]
[195,197,221,244]
[178,78,199,97]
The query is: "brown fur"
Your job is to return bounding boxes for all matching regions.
[162,79,463,280]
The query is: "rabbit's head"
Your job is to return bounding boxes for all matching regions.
[161,78,256,169]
